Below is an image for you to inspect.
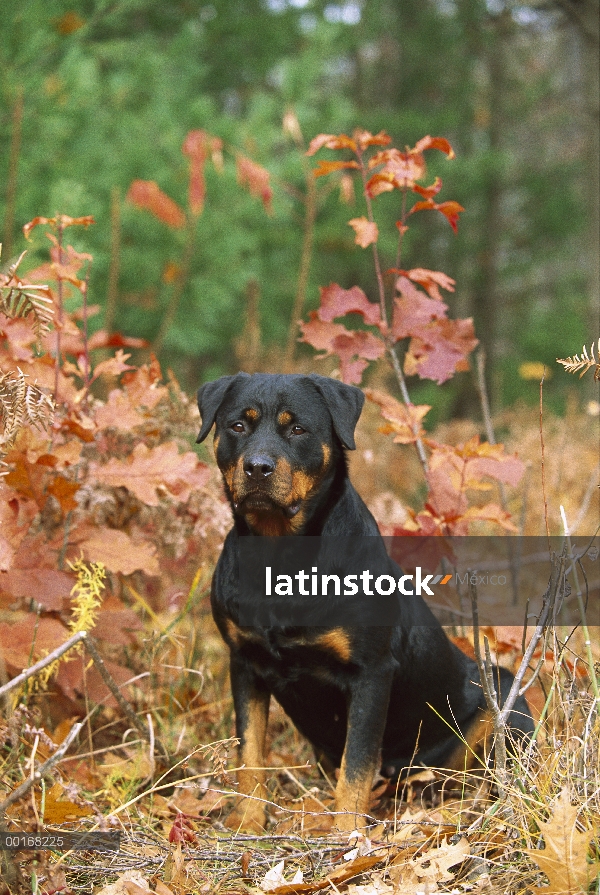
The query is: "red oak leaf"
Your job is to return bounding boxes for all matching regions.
[331,330,385,384]
[318,284,382,326]
[404,317,478,384]
[401,268,455,301]
[298,312,349,353]
[392,278,448,341]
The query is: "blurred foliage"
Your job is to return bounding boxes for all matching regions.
[0,0,595,413]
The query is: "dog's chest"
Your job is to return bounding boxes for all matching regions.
[224,619,355,681]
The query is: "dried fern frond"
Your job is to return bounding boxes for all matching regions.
[556,339,600,381]
[0,368,55,452]
[0,250,54,339]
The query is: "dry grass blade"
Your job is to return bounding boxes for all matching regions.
[556,339,600,381]
[0,368,54,452]
[0,249,54,339]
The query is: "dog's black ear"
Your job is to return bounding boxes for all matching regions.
[307,374,364,450]
[196,373,249,443]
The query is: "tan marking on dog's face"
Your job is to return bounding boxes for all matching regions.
[244,407,260,421]
[278,410,292,427]
[291,469,320,501]
[224,443,332,534]
[314,629,352,663]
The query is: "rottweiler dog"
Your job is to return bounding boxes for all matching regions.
[197,372,533,831]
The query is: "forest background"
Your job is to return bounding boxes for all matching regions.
[2,0,599,414]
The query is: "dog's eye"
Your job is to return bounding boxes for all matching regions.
[290,425,305,436]
[230,421,245,433]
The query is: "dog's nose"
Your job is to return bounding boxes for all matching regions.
[244,455,275,480]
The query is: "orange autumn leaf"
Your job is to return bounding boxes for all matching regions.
[414,135,455,158]
[23,215,95,240]
[90,442,210,506]
[236,154,273,213]
[126,180,186,229]
[306,132,358,155]
[182,129,218,216]
[46,474,80,513]
[410,198,465,233]
[365,388,431,444]
[93,389,146,431]
[348,216,379,248]
[77,528,159,576]
[313,159,360,178]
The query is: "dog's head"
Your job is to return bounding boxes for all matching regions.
[197,373,364,535]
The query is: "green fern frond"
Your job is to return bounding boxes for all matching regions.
[556,339,600,381]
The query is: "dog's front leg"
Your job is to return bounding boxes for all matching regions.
[335,667,393,832]
[227,654,270,832]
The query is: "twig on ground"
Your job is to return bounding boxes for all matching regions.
[0,630,169,761]
[0,721,83,815]
[469,548,568,795]
[0,630,87,699]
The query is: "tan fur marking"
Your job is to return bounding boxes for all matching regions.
[229,692,270,832]
[245,511,293,537]
[314,629,352,663]
[291,469,319,501]
[443,709,494,772]
[213,434,220,457]
[224,618,242,647]
[244,407,259,421]
[321,443,331,469]
[278,410,292,426]
[224,618,258,647]
[334,757,375,831]
[223,462,236,492]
